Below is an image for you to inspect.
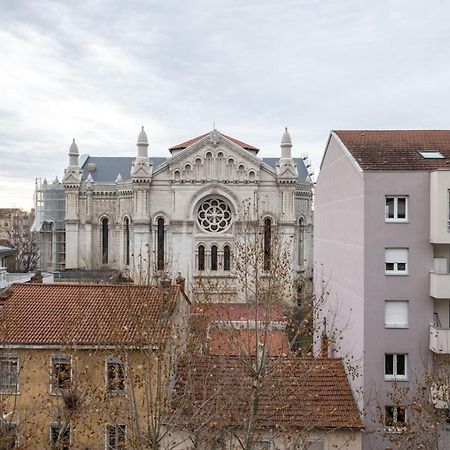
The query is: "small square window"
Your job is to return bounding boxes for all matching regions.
[106,357,125,393]
[385,248,408,275]
[0,354,19,394]
[50,423,71,450]
[385,354,407,380]
[50,355,71,394]
[385,196,408,222]
[106,424,126,450]
[385,301,408,328]
[0,419,18,447]
[384,405,406,428]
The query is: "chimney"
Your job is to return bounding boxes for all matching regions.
[175,272,185,291]
[320,317,329,358]
[30,270,43,284]
[159,273,172,301]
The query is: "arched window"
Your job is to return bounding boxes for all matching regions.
[211,245,218,271]
[205,151,213,159]
[217,152,224,158]
[185,164,192,182]
[263,217,271,270]
[157,217,165,271]
[249,170,255,182]
[299,217,305,267]
[238,164,245,180]
[124,217,130,266]
[174,170,180,182]
[223,245,231,271]
[101,217,109,264]
[198,245,205,271]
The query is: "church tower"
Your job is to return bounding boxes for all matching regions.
[63,139,82,268]
[131,127,153,281]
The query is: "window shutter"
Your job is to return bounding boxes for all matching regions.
[385,249,408,264]
[385,301,408,327]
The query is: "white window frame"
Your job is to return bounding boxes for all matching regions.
[384,405,407,430]
[384,353,408,381]
[49,423,72,448]
[385,248,408,275]
[0,354,19,394]
[105,356,126,394]
[49,354,72,395]
[384,300,409,328]
[385,196,408,222]
[105,423,127,450]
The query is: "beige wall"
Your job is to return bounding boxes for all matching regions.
[162,429,362,449]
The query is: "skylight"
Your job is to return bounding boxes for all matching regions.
[418,151,445,159]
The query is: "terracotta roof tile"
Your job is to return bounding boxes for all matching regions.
[334,130,450,171]
[169,132,259,152]
[172,356,362,430]
[0,283,181,346]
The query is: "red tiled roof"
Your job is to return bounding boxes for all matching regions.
[169,132,259,152]
[0,283,181,346]
[334,130,450,171]
[172,356,362,430]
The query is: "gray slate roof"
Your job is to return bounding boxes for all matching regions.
[80,156,310,183]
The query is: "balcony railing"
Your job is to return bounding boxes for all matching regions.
[430,272,450,298]
[430,325,450,354]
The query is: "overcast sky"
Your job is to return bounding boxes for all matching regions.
[1,0,450,209]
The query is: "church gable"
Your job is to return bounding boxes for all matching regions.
[159,130,275,184]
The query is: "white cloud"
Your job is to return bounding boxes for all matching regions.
[1,0,450,208]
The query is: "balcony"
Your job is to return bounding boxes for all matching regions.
[430,325,450,354]
[430,170,450,243]
[430,272,450,298]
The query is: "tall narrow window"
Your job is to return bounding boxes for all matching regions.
[211,245,218,271]
[198,245,205,271]
[102,217,109,264]
[124,218,130,266]
[298,217,305,267]
[223,245,231,271]
[264,218,272,270]
[157,218,165,271]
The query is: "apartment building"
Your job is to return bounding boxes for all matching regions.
[314,130,450,449]
[0,282,189,448]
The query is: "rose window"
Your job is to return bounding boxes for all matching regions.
[197,198,232,232]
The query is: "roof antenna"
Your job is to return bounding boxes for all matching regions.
[213,120,216,131]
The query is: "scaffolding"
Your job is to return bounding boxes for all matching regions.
[33,178,66,271]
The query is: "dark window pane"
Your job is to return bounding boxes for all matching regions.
[385,406,394,426]
[124,218,130,266]
[211,245,218,271]
[198,245,205,271]
[397,406,406,424]
[224,245,231,271]
[264,218,271,270]
[397,263,406,271]
[102,218,109,263]
[396,354,406,375]
[107,361,124,392]
[397,198,406,219]
[385,354,394,375]
[385,262,395,271]
[157,218,165,271]
[386,198,394,219]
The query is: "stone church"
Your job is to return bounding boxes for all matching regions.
[38,127,313,299]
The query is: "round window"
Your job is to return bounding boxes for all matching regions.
[197,198,232,233]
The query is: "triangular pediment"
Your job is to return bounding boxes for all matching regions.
[131,162,152,178]
[153,131,277,183]
[62,171,81,185]
[277,163,298,179]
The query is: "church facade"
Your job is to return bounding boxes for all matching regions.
[49,127,313,299]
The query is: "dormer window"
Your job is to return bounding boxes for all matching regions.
[418,151,445,159]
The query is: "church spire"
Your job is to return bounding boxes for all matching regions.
[277,127,298,181]
[131,126,152,181]
[69,138,79,167]
[137,126,149,158]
